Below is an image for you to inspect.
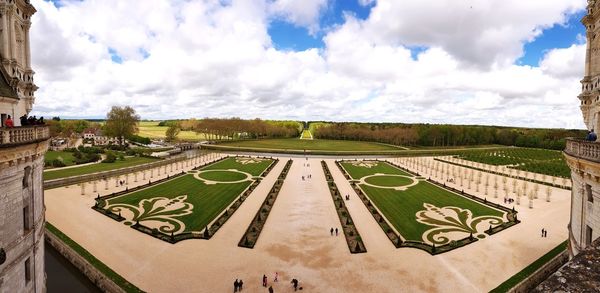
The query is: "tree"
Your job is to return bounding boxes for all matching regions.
[103,106,140,146]
[165,124,181,142]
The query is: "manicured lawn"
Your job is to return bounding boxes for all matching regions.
[218,138,402,152]
[458,148,569,178]
[199,170,247,182]
[202,157,274,176]
[341,161,508,245]
[137,121,209,141]
[340,161,411,180]
[364,175,413,187]
[104,157,274,233]
[44,151,77,166]
[43,157,160,181]
[301,130,312,139]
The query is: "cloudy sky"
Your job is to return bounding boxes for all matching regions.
[30,0,588,128]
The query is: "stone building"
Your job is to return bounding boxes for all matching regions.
[564,0,600,257]
[0,1,48,292]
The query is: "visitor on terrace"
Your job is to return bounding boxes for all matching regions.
[3,115,13,128]
[587,129,598,142]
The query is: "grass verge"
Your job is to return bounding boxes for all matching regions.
[45,222,143,293]
[490,240,568,293]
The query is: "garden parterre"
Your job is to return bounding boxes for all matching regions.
[339,160,515,252]
[98,157,274,238]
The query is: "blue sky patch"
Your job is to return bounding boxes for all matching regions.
[518,10,586,66]
[108,48,123,64]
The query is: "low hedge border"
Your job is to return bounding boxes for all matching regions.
[93,155,277,244]
[239,159,293,248]
[321,160,367,254]
[45,222,143,293]
[434,158,571,191]
[336,160,520,255]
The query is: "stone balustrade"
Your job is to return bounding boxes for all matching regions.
[0,125,49,147]
[565,138,600,163]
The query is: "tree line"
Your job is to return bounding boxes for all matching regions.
[159,118,302,140]
[311,122,587,150]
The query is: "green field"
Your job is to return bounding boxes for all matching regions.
[340,161,508,245]
[43,157,160,181]
[137,121,209,141]
[103,157,273,234]
[301,130,312,139]
[457,148,569,178]
[364,175,413,187]
[44,151,77,167]
[198,170,247,182]
[218,138,402,152]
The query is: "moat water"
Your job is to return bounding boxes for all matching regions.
[45,244,100,293]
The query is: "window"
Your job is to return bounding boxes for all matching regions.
[23,206,30,232]
[587,225,594,247]
[587,184,594,203]
[22,166,31,189]
[24,257,31,283]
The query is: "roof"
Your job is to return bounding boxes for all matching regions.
[533,238,600,292]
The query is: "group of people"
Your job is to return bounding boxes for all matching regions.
[345,194,350,200]
[233,279,244,292]
[503,198,514,204]
[541,228,549,238]
[330,227,339,236]
[249,273,299,292]
[2,114,45,128]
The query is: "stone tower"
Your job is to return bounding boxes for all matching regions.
[0,0,48,292]
[564,0,600,257]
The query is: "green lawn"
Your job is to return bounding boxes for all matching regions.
[301,130,312,139]
[104,157,274,233]
[202,157,274,176]
[43,157,160,181]
[199,170,247,182]
[341,161,411,179]
[341,161,508,245]
[364,175,413,187]
[44,151,77,167]
[458,148,570,178]
[218,138,402,152]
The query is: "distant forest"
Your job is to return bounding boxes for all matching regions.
[310,122,586,150]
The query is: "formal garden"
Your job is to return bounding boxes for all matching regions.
[456,148,569,178]
[93,156,275,243]
[337,160,519,254]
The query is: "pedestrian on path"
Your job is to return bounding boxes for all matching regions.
[239,280,244,291]
[274,272,278,282]
[291,279,299,291]
[541,228,545,237]
[335,228,338,236]
[263,275,268,287]
[234,279,239,292]
[268,285,274,293]
[330,227,333,236]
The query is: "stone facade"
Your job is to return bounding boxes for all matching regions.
[0,1,45,292]
[0,141,48,293]
[565,0,600,257]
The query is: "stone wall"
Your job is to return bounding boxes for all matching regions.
[508,250,569,293]
[45,230,124,293]
[0,141,47,293]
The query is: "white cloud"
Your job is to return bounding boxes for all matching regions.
[28,0,588,129]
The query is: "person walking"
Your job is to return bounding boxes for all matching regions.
[234,279,239,292]
[268,286,274,293]
[4,115,13,128]
[291,279,299,291]
[541,228,545,237]
[335,228,338,236]
[330,227,333,236]
[239,279,244,291]
[274,272,278,282]
[262,274,268,287]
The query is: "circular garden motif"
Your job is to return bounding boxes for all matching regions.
[364,175,414,188]
[197,170,249,182]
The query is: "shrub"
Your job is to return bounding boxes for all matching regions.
[103,152,117,163]
[51,159,66,167]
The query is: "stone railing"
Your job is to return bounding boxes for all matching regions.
[565,138,600,163]
[0,125,49,147]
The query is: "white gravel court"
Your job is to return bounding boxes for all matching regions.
[44,155,570,292]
